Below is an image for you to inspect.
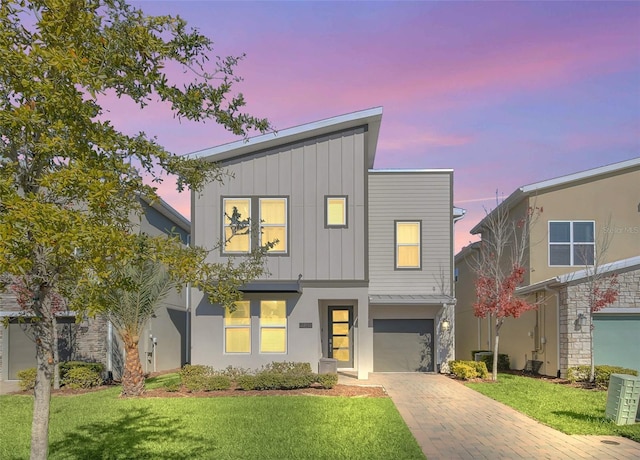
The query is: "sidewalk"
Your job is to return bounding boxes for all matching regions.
[341,373,640,460]
[0,380,20,395]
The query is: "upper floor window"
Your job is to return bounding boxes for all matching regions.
[325,196,348,228]
[223,198,251,253]
[222,197,288,255]
[549,221,595,266]
[396,221,421,269]
[259,198,287,253]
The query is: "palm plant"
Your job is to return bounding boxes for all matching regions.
[105,258,173,397]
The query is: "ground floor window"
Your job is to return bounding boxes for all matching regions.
[260,300,287,353]
[224,301,251,353]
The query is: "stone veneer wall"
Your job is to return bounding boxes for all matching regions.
[559,266,640,377]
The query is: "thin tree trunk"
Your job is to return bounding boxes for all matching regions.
[30,318,55,460]
[589,315,595,383]
[492,334,500,381]
[121,333,145,397]
[52,316,60,390]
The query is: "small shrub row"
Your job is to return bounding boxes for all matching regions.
[449,360,489,380]
[567,365,638,389]
[472,351,510,371]
[179,362,338,391]
[17,361,104,391]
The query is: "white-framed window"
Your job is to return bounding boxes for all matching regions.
[259,198,287,253]
[549,221,595,266]
[325,196,347,228]
[223,198,251,253]
[395,221,421,269]
[260,300,287,353]
[224,301,251,353]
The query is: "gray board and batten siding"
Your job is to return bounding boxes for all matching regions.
[194,127,369,282]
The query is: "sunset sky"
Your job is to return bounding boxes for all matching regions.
[115,1,640,252]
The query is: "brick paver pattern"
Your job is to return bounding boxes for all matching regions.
[347,373,640,460]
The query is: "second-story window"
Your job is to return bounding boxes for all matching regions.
[222,197,288,255]
[549,221,595,266]
[396,221,421,269]
[260,198,287,253]
[223,198,251,253]
[326,196,348,228]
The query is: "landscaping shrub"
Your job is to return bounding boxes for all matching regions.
[221,365,250,380]
[236,375,257,391]
[180,364,209,381]
[163,381,181,392]
[17,368,36,391]
[204,375,232,391]
[253,371,286,390]
[473,352,510,371]
[62,366,102,389]
[567,365,638,389]
[59,361,104,382]
[316,373,338,389]
[449,360,488,380]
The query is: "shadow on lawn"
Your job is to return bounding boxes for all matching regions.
[552,410,607,424]
[49,407,209,459]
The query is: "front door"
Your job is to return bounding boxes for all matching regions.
[328,306,353,368]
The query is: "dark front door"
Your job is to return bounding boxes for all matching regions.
[328,306,353,368]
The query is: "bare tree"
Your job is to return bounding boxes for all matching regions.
[470,196,542,380]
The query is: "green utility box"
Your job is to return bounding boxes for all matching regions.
[605,373,640,425]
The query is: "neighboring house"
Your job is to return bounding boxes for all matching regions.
[0,196,190,381]
[188,107,460,379]
[455,158,640,377]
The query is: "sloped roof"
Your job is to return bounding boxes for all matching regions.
[186,107,383,169]
[470,157,640,235]
[139,194,190,233]
[369,294,455,305]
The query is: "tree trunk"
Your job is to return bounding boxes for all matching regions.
[52,316,60,390]
[589,315,595,383]
[492,334,500,381]
[121,333,145,397]
[30,318,55,460]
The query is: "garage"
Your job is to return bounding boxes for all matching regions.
[594,315,640,372]
[373,319,434,372]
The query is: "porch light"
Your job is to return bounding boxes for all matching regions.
[576,313,587,328]
[441,320,450,331]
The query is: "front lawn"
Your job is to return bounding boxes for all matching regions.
[466,373,640,442]
[0,375,425,459]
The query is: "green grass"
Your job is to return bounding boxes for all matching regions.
[466,373,640,442]
[0,375,424,460]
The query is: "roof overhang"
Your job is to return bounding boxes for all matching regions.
[0,310,77,318]
[240,280,302,294]
[368,294,455,305]
[186,107,383,169]
[138,194,190,233]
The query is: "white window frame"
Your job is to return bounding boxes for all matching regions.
[548,220,595,267]
[325,196,348,228]
[222,197,252,254]
[259,197,288,254]
[223,301,251,354]
[395,221,422,270]
[259,300,287,354]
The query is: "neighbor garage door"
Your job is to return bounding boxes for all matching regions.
[594,315,640,373]
[373,319,434,372]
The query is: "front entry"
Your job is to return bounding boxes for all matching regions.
[328,306,353,368]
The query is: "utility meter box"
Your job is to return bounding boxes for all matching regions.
[605,373,640,425]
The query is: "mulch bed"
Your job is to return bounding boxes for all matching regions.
[448,369,603,390]
[142,384,388,398]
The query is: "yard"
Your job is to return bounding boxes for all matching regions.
[466,373,640,443]
[0,375,425,460]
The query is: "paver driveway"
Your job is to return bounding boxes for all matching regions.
[352,373,640,460]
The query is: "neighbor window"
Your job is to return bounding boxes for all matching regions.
[223,198,251,253]
[326,196,347,227]
[259,198,287,253]
[224,301,251,353]
[260,300,287,353]
[396,221,421,269]
[549,221,595,266]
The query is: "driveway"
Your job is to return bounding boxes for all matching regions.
[346,373,640,460]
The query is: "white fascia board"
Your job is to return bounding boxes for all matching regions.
[186,107,383,168]
[369,168,454,173]
[556,255,640,284]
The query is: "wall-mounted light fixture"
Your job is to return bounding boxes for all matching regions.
[441,320,450,331]
[574,313,587,330]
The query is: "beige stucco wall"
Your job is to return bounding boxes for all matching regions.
[528,168,640,284]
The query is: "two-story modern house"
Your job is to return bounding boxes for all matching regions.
[0,196,190,381]
[455,158,640,377]
[188,107,458,379]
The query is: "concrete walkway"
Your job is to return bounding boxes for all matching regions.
[341,373,640,460]
[0,380,20,395]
